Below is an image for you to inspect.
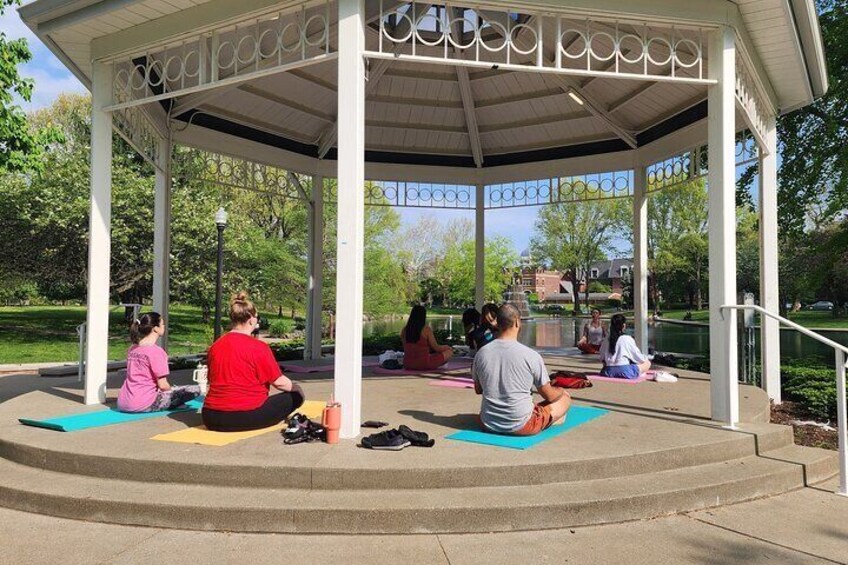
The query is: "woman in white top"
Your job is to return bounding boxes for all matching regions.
[578,308,607,354]
[598,314,651,379]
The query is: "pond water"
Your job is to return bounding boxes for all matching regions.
[363,316,848,365]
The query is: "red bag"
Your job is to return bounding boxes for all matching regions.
[549,371,593,389]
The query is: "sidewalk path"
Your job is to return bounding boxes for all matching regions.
[1,480,845,565]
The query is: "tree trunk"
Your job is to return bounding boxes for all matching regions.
[571,267,581,314]
[695,270,703,311]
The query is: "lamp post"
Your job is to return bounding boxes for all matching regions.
[213,207,228,340]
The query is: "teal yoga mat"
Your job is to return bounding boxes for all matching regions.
[19,398,204,432]
[445,405,608,450]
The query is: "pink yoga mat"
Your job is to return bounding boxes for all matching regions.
[428,379,474,389]
[587,371,656,384]
[281,360,380,373]
[372,359,473,376]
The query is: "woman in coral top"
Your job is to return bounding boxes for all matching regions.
[202,291,305,432]
[400,305,454,371]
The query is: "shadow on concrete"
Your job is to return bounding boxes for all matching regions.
[398,409,478,430]
[581,397,709,422]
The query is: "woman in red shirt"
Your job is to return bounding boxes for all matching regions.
[202,292,305,432]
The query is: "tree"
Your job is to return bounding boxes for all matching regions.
[775,0,848,234]
[0,0,60,172]
[648,179,709,308]
[0,94,155,304]
[437,233,516,306]
[531,197,629,313]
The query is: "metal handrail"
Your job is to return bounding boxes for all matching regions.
[722,304,848,356]
[721,304,847,497]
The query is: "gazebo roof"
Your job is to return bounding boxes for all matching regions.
[20,0,828,174]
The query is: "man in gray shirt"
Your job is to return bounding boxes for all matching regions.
[473,304,571,435]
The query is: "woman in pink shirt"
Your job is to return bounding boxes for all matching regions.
[117,312,200,412]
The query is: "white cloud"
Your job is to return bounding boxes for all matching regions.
[1,9,87,111]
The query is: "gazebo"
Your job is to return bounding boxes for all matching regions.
[20,0,829,440]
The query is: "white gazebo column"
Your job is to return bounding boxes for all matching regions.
[632,166,649,352]
[333,0,366,438]
[84,60,113,405]
[305,174,325,360]
[758,117,781,403]
[475,183,485,310]
[707,26,739,426]
[152,136,172,349]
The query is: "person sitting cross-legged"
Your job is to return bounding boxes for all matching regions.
[577,307,607,354]
[598,314,651,379]
[472,304,571,436]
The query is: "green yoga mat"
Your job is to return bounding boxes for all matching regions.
[19,398,204,432]
[445,405,608,450]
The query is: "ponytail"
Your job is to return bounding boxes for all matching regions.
[129,312,162,344]
[608,314,626,353]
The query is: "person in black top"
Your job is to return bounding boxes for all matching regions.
[462,307,495,355]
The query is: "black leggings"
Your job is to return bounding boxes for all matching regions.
[202,390,305,432]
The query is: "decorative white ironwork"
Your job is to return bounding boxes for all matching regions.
[735,51,770,153]
[735,129,758,168]
[365,181,475,209]
[646,146,707,193]
[112,106,159,168]
[372,1,713,85]
[646,131,758,192]
[108,0,335,112]
[174,149,309,201]
[487,172,632,209]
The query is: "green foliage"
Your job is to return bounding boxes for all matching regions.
[527,292,539,304]
[267,317,295,337]
[587,281,612,293]
[0,94,155,303]
[531,196,629,311]
[0,0,62,173]
[648,179,709,309]
[774,0,848,234]
[782,359,842,420]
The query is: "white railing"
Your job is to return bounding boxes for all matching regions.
[721,304,848,497]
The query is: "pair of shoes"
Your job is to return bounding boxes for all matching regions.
[653,370,678,383]
[282,413,326,444]
[397,425,435,447]
[360,429,411,450]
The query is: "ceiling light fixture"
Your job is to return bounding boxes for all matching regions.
[568,91,584,105]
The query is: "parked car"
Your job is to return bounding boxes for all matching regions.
[807,301,834,311]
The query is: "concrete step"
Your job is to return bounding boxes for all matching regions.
[0,423,794,490]
[0,450,836,534]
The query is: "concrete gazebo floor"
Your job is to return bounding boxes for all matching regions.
[0,355,838,535]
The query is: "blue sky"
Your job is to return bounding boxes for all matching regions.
[0,7,87,110]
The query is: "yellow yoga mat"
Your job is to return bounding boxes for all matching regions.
[150,400,325,446]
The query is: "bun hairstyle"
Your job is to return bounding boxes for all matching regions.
[129,312,162,345]
[230,291,257,325]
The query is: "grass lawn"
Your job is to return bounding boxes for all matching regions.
[0,304,220,364]
[662,309,848,329]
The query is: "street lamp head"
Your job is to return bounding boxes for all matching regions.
[215,207,228,228]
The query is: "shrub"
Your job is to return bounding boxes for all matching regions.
[588,281,612,293]
[527,293,539,304]
[267,318,295,337]
[781,359,841,420]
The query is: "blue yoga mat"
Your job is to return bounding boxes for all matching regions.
[445,405,608,450]
[19,397,204,432]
